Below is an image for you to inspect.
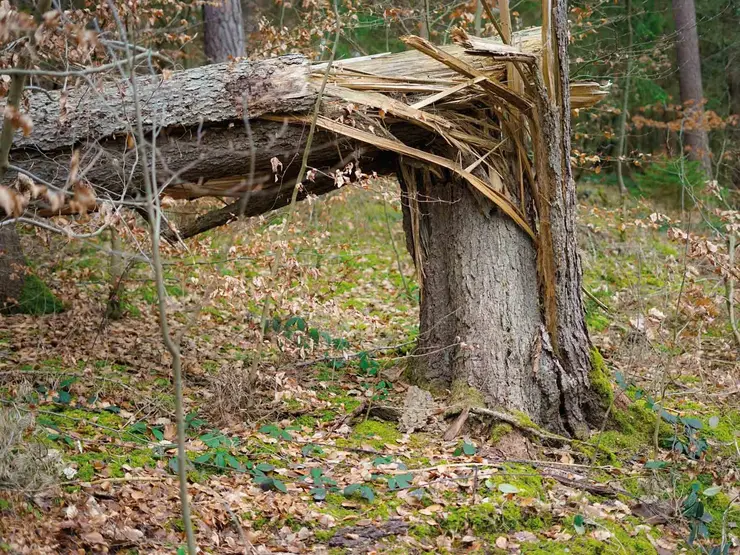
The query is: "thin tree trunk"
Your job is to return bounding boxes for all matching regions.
[105,226,124,320]
[420,0,431,40]
[474,0,483,36]
[0,227,26,310]
[204,0,245,63]
[727,52,740,188]
[672,0,712,175]
[615,0,632,197]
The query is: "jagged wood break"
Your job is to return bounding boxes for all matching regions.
[2,23,609,435]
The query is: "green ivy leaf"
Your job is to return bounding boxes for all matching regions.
[498,483,520,494]
[256,463,275,472]
[645,460,667,469]
[573,514,585,535]
[388,473,413,490]
[702,486,721,497]
[344,484,361,495]
[302,444,324,456]
[660,410,678,424]
[151,427,164,441]
[360,486,375,502]
[54,390,72,405]
[310,487,327,501]
[273,479,288,493]
[681,416,703,430]
[462,441,477,456]
[226,455,243,471]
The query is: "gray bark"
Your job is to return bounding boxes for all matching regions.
[7,56,311,153]
[402,164,567,431]
[402,0,603,436]
[204,0,246,63]
[672,0,712,175]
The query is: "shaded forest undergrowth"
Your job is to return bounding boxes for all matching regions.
[0,179,738,554]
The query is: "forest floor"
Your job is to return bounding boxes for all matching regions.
[0,178,738,554]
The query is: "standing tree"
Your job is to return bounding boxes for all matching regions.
[672,0,712,175]
[400,1,605,438]
[204,0,246,62]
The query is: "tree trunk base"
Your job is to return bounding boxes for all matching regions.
[399,163,604,437]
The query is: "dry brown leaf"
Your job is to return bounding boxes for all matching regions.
[69,182,96,215]
[3,105,33,136]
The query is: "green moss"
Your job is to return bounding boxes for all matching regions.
[586,309,610,333]
[490,424,513,444]
[351,419,401,448]
[442,502,544,538]
[69,447,158,480]
[450,380,486,407]
[703,410,740,443]
[313,529,334,542]
[613,401,658,435]
[589,401,668,463]
[486,464,546,500]
[703,491,740,539]
[2,275,64,315]
[316,493,359,520]
[408,523,437,540]
[510,410,540,431]
[589,348,614,406]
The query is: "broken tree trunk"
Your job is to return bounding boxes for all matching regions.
[1,27,605,229]
[1,24,608,434]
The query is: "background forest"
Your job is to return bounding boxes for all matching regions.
[0,0,738,554]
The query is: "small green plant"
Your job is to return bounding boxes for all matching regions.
[184,412,207,433]
[251,463,287,493]
[660,413,708,459]
[301,444,324,457]
[682,482,715,545]
[344,483,375,502]
[305,467,338,500]
[259,424,292,441]
[387,472,413,490]
[358,352,380,377]
[615,372,710,460]
[200,431,237,449]
[453,440,477,456]
[52,376,76,405]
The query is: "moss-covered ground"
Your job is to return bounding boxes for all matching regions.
[0,181,736,554]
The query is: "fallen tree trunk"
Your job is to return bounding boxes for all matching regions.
[1,27,606,232]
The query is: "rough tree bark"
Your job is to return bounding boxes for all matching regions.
[672,0,712,175]
[204,0,245,63]
[400,0,603,437]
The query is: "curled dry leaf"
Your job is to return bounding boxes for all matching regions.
[0,184,26,216]
[67,150,80,187]
[3,105,33,136]
[45,189,65,212]
[17,173,47,199]
[69,182,96,215]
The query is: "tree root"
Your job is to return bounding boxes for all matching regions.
[444,405,614,458]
